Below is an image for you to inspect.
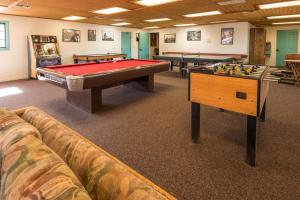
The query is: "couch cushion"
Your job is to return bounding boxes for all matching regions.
[21,107,174,200]
[0,108,92,200]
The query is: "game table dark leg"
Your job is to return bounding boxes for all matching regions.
[260,99,266,122]
[247,115,257,166]
[191,102,201,143]
[67,88,102,113]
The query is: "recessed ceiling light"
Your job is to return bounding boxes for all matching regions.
[272,21,300,25]
[136,0,180,6]
[145,18,171,22]
[218,0,245,6]
[144,26,160,29]
[259,1,300,10]
[174,23,197,27]
[210,20,237,24]
[267,14,300,19]
[62,16,87,21]
[0,6,7,12]
[184,11,222,18]
[93,7,129,15]
[111,22,131,26]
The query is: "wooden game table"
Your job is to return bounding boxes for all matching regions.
[189,64,270,166]
[284,60,300,83]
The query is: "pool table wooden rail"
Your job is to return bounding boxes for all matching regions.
[73,53,127,63]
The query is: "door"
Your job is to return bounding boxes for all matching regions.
[276,30,298,66]
[121,32,131,59]
[138,32,149,59]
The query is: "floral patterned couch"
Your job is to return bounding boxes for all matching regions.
[0,106,176,200]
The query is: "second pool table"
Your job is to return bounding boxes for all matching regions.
[37,59,170,113]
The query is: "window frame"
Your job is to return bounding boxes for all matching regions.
[0,21,9,51]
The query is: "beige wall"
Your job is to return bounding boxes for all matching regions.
[265,25,300,66]
[147,22,251,57]
[0,14,140,82]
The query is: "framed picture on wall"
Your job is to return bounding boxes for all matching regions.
[187,31,201,41]
[102,31,114,41]
[88,30,96,41]
[221,28,234,45]
[164,33,176,43]
[62,29,80,42]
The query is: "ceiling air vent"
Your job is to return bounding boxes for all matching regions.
[15,3,31,9]
[218,0,246,6]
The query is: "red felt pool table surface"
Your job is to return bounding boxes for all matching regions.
[47,60,162,76]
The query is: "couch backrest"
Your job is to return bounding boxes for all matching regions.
[19,106,176,200]
[0,108,92,200]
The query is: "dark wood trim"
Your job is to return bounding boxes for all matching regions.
[260,99,266,122]
[257,80,261,117]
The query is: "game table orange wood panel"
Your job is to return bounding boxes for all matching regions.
[37,59,170,113]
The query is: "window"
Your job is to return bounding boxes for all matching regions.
[0,21,9,50]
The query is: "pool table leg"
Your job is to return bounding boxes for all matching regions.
[170,61,174,71]
[67,88,102,113]
[136,75,154,92]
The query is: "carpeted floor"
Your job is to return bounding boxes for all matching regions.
[0,72,299,200]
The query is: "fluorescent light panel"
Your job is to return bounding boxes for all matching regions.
[62,16,86,21]
[174,23,197,27]
[267,14,300,19]
[210,20,237,24]
[136,0,179,6]
[144,26,160,29]
[272,21,300,25]
[259,0,300,10]
[184,11,221,18]
[93,7,129,15]
[0,6,7,12]
[145,18,171,22]
[111,22,131,26]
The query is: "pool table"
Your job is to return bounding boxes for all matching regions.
[73,53,127,63]
[37,59,170,113]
